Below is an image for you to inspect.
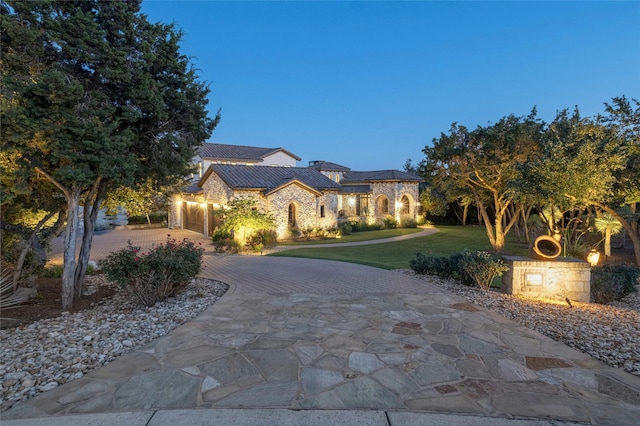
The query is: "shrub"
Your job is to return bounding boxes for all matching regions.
[289,227,302,241]
[383,215,397,229]
[100,236,204,306]
[41,264,64,278]
[324,227,339,239]
[400,216,418,228]
[247,229,278,252]
[410,250,505,289]
[211,228,237,253]
[301,227,315,241]
[338,222,352,236]
[409,252,471,284]
[591,264,640,304]
[127,212,168,225]
[458,250,509,291]
[409,252,443,275]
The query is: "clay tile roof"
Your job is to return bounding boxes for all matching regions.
[203,164,342,192]
[341,170,422,184]
[198,143,301,162]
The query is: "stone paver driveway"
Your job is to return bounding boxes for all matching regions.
[6,229,640,425]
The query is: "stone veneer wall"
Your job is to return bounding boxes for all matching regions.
[202,173,234,206]
[168,195,181,229]
[267,184,338,239]
[502,256,591,303]
[200,172,339,240]
[370,182,419,220]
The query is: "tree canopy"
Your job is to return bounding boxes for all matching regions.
[419,98,640,265]
[1,0,219,307]
[423,111,543,251]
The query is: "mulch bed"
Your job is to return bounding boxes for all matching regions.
[0,276,115,329]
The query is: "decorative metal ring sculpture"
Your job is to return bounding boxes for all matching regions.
[529,235,562,260]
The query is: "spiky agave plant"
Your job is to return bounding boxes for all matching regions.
[0,266,30,310]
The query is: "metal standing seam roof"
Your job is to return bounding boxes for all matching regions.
[198,143,302,162]
[341,170,422,184]
[308,160,352,172]
[201,164,342,194]
[338,185,371,194]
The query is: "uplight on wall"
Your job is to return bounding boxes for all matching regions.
[395,201,403,209]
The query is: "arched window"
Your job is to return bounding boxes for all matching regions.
[400,195,410,214]
[288,203,297,227]
[377,196,389,214]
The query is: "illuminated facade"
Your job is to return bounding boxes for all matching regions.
[169,145,421,238]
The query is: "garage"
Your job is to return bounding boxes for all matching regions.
[183,202,204,233]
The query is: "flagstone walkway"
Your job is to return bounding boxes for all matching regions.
[4,228,640,425]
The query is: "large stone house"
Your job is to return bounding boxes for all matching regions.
[169,143,421,239]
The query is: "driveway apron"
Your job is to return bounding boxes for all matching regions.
[4,229,640,425]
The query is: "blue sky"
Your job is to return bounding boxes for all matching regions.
[141,1,640,171]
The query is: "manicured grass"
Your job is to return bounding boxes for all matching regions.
[280,228,422,246]
[269,225,530,270]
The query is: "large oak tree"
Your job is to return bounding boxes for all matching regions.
[423,112,543,251]
[1,0,219,307]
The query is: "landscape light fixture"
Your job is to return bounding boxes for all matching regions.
[586,249,601,267]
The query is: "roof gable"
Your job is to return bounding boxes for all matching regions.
[201,164,341,193]
[308,160,351,172]
[198,143,301,162]
[266,179,323,197]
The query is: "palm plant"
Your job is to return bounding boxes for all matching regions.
[594,212,623,257]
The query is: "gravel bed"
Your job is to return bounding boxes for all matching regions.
[0,277,228,411]
[397,269,640,377]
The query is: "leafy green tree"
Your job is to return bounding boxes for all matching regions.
[419,188,448,218]
[1,0,218,307]
[599,97,640,265]
[423,111,543,251]
[102,179,168,224]
[524,105,639,265]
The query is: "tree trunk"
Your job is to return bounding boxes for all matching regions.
[522,206,532,244]
[462,204,468,225]
[74,181,103,298]
[62,189,81,309]
[472,188,497,250]
[494,211,505,252]
[604,229,612,257]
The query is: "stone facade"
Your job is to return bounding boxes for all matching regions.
[371,181,419,221]
[502,256,591,303]
[177,171,341,240]
[266,183,339,239]
[338,182,420,225]
[170,158,420,240]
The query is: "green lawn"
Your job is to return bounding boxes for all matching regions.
[269,225,530,270]
[279,228,422,246]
